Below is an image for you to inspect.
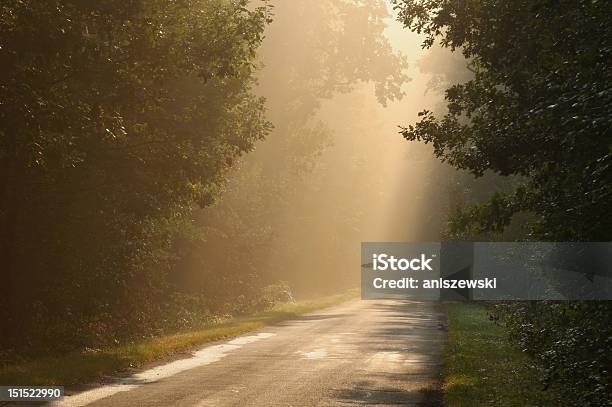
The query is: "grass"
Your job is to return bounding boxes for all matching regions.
[0,289,358,386]
[442,302,559,407]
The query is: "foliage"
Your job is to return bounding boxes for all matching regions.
[0,0,272,352]
[395,0,612,240]
[443,302,561,406]
[394,1,612,405]
[494,301,611,407]
[0,0,408,357]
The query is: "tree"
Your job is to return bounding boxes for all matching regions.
[0,0,271,350]
[393,1,611,404]
[394,0,612,240]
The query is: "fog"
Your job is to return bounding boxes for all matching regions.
[177,0,467,298]
[2,3,607,402]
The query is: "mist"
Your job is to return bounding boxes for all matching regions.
[0,0,474,351]
[3,2,609,402]
[173,0,467,299]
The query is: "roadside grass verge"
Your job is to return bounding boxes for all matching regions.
[442,302,560,407]
[0,289,358,386]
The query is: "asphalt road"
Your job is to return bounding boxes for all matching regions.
[55,300,446,407]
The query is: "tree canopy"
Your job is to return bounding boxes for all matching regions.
[0,0,271,350]
[395,0,612,240]
[394,1,612,404]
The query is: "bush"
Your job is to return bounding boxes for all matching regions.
[493,301,612,406]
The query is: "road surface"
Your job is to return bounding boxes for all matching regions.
[55,300,446,406]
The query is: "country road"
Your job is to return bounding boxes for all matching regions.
[53,300,446,407]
